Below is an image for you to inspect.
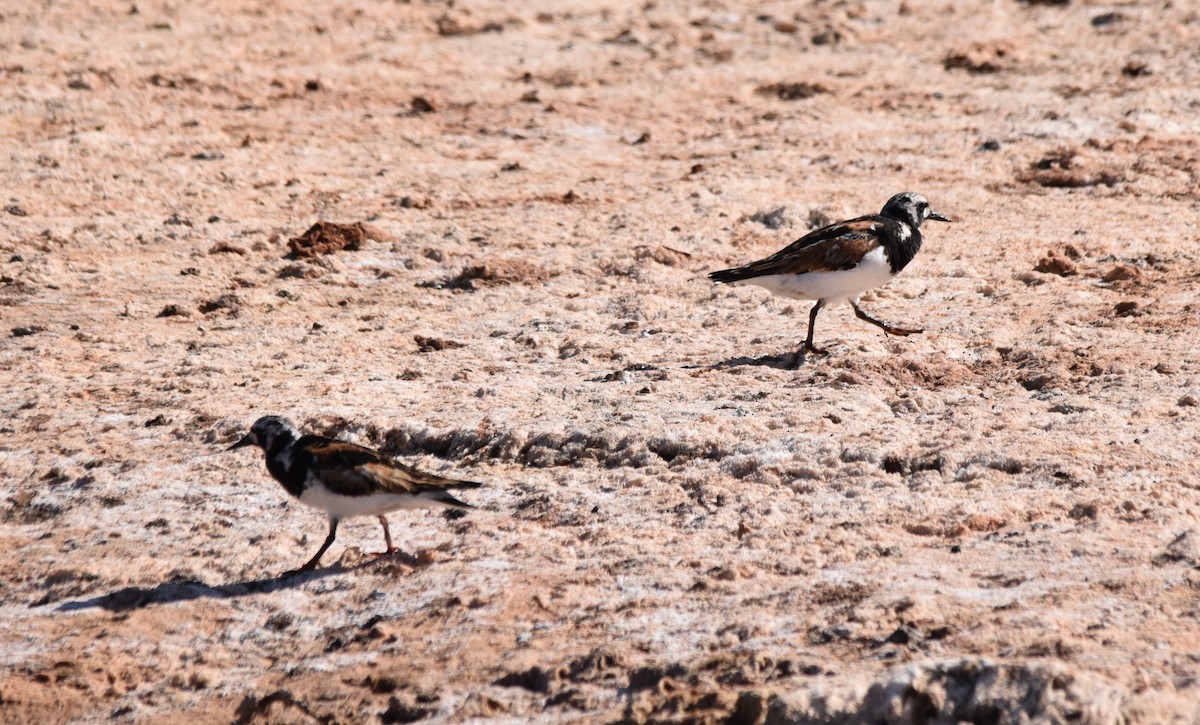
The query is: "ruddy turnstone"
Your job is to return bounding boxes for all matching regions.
[228,415,481,573]
[709,192,951,355]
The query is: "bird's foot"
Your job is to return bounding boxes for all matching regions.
[788,344,825,369]
[882,326,923,337]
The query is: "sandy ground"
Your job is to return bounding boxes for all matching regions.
[3,0,1200,722]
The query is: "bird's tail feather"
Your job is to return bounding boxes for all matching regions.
[709,267,754,284]
[422,490,475,509]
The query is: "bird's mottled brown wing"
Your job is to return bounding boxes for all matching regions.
[711,217,884,281]
[299,439,391,496]
[300,437,480,497]
[359,461,480,495]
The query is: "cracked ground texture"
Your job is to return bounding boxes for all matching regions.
[2,0,1200,723]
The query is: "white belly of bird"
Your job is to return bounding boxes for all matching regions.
[738,246,894,303]
[298,482,451,519]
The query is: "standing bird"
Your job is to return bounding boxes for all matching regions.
[228,415,481,573]
[709,192,951,356]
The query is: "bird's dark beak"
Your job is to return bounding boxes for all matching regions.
[928,210,952,223]
[227,434,254,451]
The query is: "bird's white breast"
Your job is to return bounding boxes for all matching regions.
[736,246,894,303]
[298,477,451,519]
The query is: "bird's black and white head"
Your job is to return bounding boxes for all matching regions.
[227,415,298,453]
[880,192,952,229]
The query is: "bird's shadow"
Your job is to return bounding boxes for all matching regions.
[55,564,355,613]
[706,350,814,370]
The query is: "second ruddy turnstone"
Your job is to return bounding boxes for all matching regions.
[228,415,481,573]
[709,192,951,355]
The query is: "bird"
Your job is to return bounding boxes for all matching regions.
[227,415,482,573]
[708,192,951,356]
